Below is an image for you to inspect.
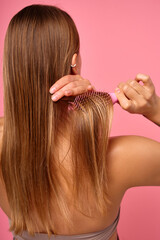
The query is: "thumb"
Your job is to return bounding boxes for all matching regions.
[135,73,154,90]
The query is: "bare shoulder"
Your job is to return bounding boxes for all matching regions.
[107,135,160,193]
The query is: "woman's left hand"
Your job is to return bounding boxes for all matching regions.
[49,75,95,101]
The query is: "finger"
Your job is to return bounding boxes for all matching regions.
[135,73,154,91]
[63,85,95,98]
[128,80,152,100]
[117,82,125,89]
[64,85,94,98]
[118,82,132,98]
[66,86,89,96]
[64,83,95,95]
[51,81,79,101]
[118,78,154,101]
[128,80,144,93]
[49,75,81,94]
[122,84,143,102]
[51,86,88,101]
[119,80,141,95]
[51,80,90,101]
[115,88,134,112]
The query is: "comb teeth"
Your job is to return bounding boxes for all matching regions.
[68,91,112,111]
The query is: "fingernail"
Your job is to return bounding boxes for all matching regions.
[49,87,56,94]
[115,88,120,93]
[51,95,58,101]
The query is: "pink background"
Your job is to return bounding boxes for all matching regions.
[0,0,160,239]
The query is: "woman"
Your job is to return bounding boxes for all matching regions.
[0,4,160,240]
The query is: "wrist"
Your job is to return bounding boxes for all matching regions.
[143,96,160,126]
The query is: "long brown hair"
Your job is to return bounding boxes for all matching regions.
[0,4,113,236]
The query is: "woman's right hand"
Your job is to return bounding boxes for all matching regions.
[49,75,95,101]
[115,73,160,126]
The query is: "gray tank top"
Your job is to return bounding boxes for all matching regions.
[10,210,120,240]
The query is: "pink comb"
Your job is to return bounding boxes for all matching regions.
[68,91,118,111]
[109,93,118,104]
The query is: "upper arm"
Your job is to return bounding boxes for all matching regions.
[107,135,160,192]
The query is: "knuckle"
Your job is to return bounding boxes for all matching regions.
[83,77,89,83]
[65,89,72,96]
[139,101,147,108]
[86,79,91,84]
[84,87,88,93]
[129,80,137,87]
[123,84,130,92]
[122,101,131,110]
[145,92,152,100]
[127,79,133,84]
[145,74,150,79]
[67,77,71,83]
[118,82,125,88]
[82,77,87,83]
[61,76,69,84]
[62,75,69,82]
[76,75,82,81]
[145,75,151,83]
[76,74,81,79]
[65,74,72,81]
[70,81,77,88]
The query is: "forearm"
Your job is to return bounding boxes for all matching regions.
[143,96,160,126]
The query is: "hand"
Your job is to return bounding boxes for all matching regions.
[49,75,95,102]
[115,73,160,125]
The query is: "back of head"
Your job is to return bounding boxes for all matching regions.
[3,3,80,122]
[1,4,113,237]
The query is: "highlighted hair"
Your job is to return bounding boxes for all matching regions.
[0,4,113,237]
